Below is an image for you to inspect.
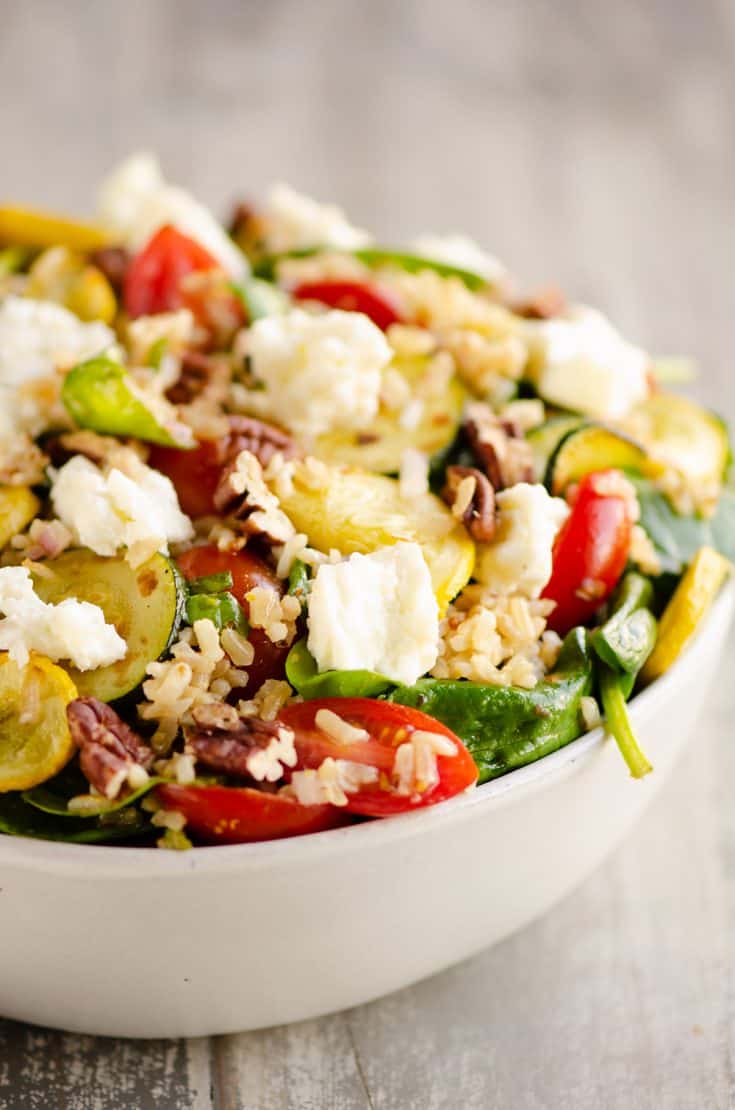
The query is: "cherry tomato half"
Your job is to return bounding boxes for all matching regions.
[542,469,635,636]
[123,224,221,318]
[155,783,347,844]
[292,279,403,331]
[176,545,292,695]
[150,437,225,518]
[278,697,477,817]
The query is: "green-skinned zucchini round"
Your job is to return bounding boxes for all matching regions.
[33,550,186,702]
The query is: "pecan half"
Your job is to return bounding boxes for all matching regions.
[188,710,295,782]
[89,247,130,294]
[442,465,496,542]
[225,415,301,470]
[464,403,534,490]
[213,449,295,544]
[67,698,154,800]
[511,286,566,320]
[166,350,229,406]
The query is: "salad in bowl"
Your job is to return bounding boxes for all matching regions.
[0,155,732,850]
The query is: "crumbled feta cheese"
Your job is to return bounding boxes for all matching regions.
[411,233,507,285]
[475,483,569,599]
[0,566,126,670]
[525,305,650,420]
[0,294,114,389]
[50,454,193,567]
[307,542,439,686]
[244,308,391,440]
[97,152,247,278]
[263,183,371,254]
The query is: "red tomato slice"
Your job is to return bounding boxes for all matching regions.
[542,469,635,636]
[156,783,347,844]
[123,224,220,318]
[292,279,403,331]
[176,545,292,695]
[278,698,477,817]
[149,437,224,518]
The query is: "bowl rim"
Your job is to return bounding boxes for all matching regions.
[1,582,731,878]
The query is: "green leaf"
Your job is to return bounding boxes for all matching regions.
[23,776,164,819]
[598,665,652,778]
[632,477,735,574]
[390,628,593,783]
[285,638,393,700]
[0,792,151,843]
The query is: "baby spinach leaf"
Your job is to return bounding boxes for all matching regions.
[285,638,393,700]
[390,628,593,783]
[632,478,735,573]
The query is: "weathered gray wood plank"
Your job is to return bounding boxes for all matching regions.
[0,1024,212,1110]
[0,0,733,1106]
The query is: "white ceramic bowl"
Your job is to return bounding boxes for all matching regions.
[1,585,732,1039]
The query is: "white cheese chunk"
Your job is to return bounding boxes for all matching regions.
[97,152,247,278]
[0,566,126,671]
[264,183,372,253]
[244,308,391,440]
[51,454,193,567]
[0,295,115,389]
[525,305,650,420]
[475,482,569,599]
[307,542,439,686]
[411,233,507,285]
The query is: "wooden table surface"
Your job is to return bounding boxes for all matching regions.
[1,1,734,1106]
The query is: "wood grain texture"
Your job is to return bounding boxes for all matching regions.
[0,0,734,1107]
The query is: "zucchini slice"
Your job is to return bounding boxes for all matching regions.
[622,393,730,492]
[274,464,475,611]
[0,654,77,792]
[545,423,649,494]
[0,486,41,549]
[33,550,186,702]
[314,355,466,473]
[526,415,583,482]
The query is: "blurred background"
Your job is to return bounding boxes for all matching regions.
[1,3,735,1106]
[1,0,733,417]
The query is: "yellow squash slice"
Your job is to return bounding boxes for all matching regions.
[0,486,41,550]
[642,546,730,681]
[0,654,78,792]
[314,355,466,473]
[0,206,112,253]
[276,464,475,611]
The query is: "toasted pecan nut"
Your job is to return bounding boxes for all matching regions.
[226,415,302,470]
[67,697,153,800]
[188,712,295,782]
[511,286,566,319]
[213,449,295,544]
[442,465,496,543]
[89,247,130,294]
[166,350,230,405]
[464,404,534,490]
